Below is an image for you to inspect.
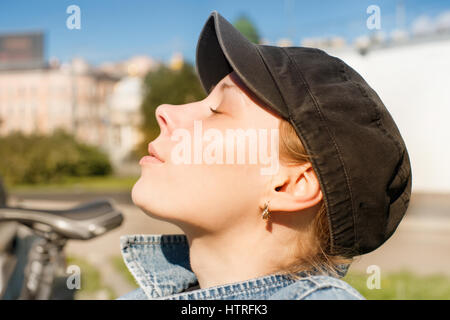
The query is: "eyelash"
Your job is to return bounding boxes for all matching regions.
[209,106,222,114]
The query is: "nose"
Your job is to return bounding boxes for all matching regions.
[155,104,174,135]
[156,99,214,138]
[155,102,204,136]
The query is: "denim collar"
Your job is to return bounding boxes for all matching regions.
[120,234,350,300]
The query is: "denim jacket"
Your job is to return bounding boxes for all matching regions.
[117,234,365,300]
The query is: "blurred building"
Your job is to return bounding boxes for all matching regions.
[0,54,118,147]
[98,55,158,78]
[102,56,159,167]
[0,32,162,170]
[301,36,347,51]
[276,38,293,47]
[107,76,145,166]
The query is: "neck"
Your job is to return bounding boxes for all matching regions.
[184,220,304,289]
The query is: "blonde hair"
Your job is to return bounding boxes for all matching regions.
[275,119,353,280]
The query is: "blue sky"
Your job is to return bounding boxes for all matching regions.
[0,0,449,65]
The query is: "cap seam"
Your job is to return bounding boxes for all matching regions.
[211,16,288,119]
[279,47,358,254]
[253,45,291,119]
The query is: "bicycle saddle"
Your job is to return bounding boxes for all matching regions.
[0,199,123,240]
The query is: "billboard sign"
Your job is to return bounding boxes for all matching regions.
[0,32,44,70]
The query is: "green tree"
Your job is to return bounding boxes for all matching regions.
[0,130,112,185]
[233,14,261,44]
[137,62,206,157]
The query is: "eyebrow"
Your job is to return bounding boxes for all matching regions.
[210,82,239,93]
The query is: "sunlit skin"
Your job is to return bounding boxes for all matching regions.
[132,71,323,289]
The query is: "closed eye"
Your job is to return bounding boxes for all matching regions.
[209,106,223,114]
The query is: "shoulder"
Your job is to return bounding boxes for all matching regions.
[269,275,366,300]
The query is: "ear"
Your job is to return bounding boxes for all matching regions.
[263,162,323,213]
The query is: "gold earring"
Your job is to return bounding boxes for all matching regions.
[262,202,271,220]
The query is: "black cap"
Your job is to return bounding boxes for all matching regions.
[195,11,412,257]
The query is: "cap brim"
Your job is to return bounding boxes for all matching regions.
[195,11,288,118]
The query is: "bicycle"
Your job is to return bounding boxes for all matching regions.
[0,177,124,299]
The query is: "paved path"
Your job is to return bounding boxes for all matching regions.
[349,215,450,276]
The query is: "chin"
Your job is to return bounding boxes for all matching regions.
[131,177,142,204]
[131,177,174,222]
[131,178,154,215]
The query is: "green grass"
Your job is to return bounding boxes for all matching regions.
[111,256,139,288]
[342,270,450,300]
[9,175,139,193]
[66,256,116,300]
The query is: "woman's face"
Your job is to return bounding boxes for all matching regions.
[132,71,281,233]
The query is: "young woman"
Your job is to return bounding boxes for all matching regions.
[118,11,412,300]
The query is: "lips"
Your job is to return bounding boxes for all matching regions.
[147,143,164,163]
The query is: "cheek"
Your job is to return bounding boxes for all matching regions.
[132,160,265,229]
[179,162,265,229]
[132,115,276,228]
